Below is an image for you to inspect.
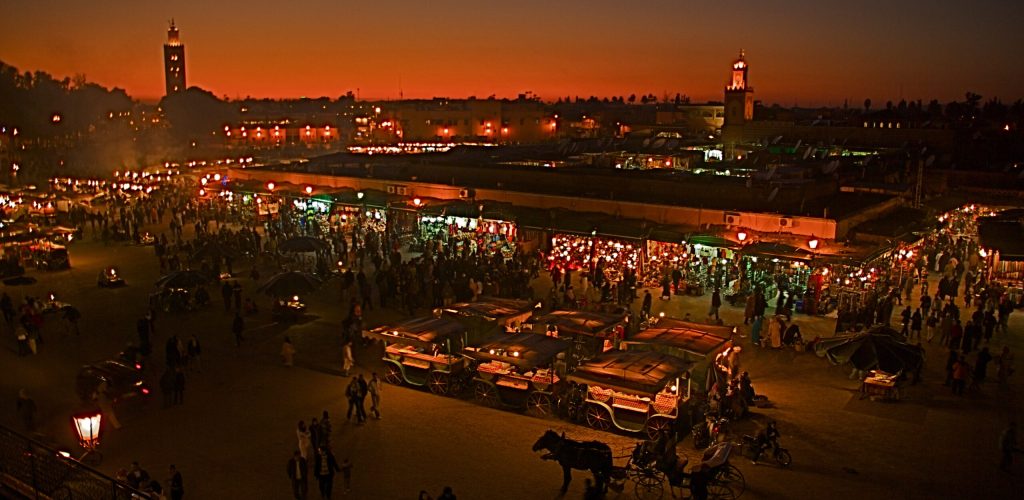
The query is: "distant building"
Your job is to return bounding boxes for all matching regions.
[368,98,557,144]
[163,20,186,95]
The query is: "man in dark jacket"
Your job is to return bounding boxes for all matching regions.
[287,450,309,500]
[313,445,340,499]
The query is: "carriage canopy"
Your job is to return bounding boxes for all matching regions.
[464,332,571,372]
[363,317,467,351]
[567,351,692,395]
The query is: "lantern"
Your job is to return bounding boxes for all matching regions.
[305,186,313,195]
[266,182,275,191]
[412,198,422,207]
[71,410,102,462]
[737,231,747,242]
[808,239,819,250]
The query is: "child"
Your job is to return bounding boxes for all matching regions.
[340,458,353,492]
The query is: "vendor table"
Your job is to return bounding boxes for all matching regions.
[860,377,899,400]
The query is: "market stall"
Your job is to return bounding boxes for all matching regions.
[363,316,468,395]
[567,350,693,438]
[418,200,518,259]
[463,332,571,415]
[739,241,814,304]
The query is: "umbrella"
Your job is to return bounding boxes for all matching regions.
[192,241,236,260]
[155,270,210,289]
[278,236,330,253]
[257,271,322,297]
[814,327,923,374]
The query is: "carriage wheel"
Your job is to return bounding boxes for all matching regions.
[645,416,673,441]
[473,381,498,406]
[632,469,664,500]
[717,464,745,496]
[428,372,450,395]
[383,364,403,385]
[585,404,612,431]
[526,392,554,417]
[708,482,736,500]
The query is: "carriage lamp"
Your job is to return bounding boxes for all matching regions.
[71,410,102,462]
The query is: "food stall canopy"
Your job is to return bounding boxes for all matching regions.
[648,225,698,244]
[629,318,732,357]
[741,241,814,262]
[420,200,517,221]
[531,310,626,337]
[464,332,571,371]
[548,209,604,236]
[978,218,1024,262]
[686,234,738,249]
[443,298,535,325]
[568,351,693,395]
[364,317,467,350]
[593,216,650,241]
[329,187,397,208]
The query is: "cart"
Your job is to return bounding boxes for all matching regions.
[624,316,733,391]
[463,332,570,416]
[527,309,627,359]
[363,316,467,396]
[441,298,537,344]
[568,351,693,439]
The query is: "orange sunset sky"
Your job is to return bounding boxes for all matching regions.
[1,0,1022,105]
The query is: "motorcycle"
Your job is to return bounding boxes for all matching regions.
[692,415,729,449]
[741,434,792,467]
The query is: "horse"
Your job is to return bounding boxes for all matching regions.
[532,430,612,494]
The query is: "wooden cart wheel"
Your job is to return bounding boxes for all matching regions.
[526,392,554,417]
[473,381,498,406]
[645,416,673,441]
[632,469,664,500]
[383,364,403,385]
[428,371,450,395]
[708,481,736,500]
[585,404,612,431]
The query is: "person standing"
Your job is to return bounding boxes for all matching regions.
[355,374,369,424]
[313,445,340,500]
[287,450,309,500]
[997,346,1015,387]
[368,372,382,419]
[709,288,722,321]
[232,312,245,346]
[167,465,184,500]
[341,342,354,376]
[221,281,233,312]
[951,356,969,396]
[297,421,312,461]
[319,411,332,449]
[910,308,922,342]
[340,458,352,493]
[282,336,296,367]
[346,378,360,422]
[972,347,993,390]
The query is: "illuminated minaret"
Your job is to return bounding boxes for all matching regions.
[163,20,186,95]
[723,50,753,127]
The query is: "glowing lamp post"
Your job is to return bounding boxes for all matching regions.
[71,410,102,464]
[412,197,422,207]
[808,238,819,250]
[737,231,747,243]
[266,182,275,191]
[304,186,313,195]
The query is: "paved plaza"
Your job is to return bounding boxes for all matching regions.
[1,221,1022,499]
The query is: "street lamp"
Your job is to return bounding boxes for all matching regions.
[412,197,422,207]
[356,191,364,200]
[737,231,747,242]
[71,410,102,464]
[305,186,313,195]
[266,182,275,191]
[808,238,819,250]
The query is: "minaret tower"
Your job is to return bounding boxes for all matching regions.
[723,50,753,127]
[163,20,186,95]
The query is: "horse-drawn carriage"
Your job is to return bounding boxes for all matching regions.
[363,316,467,396]
[441,298,537,344]
[567,351,692,439]
[463,332,570,416]
[527,309,628,357]
[532,429,744,500]
[623,316,733,391]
